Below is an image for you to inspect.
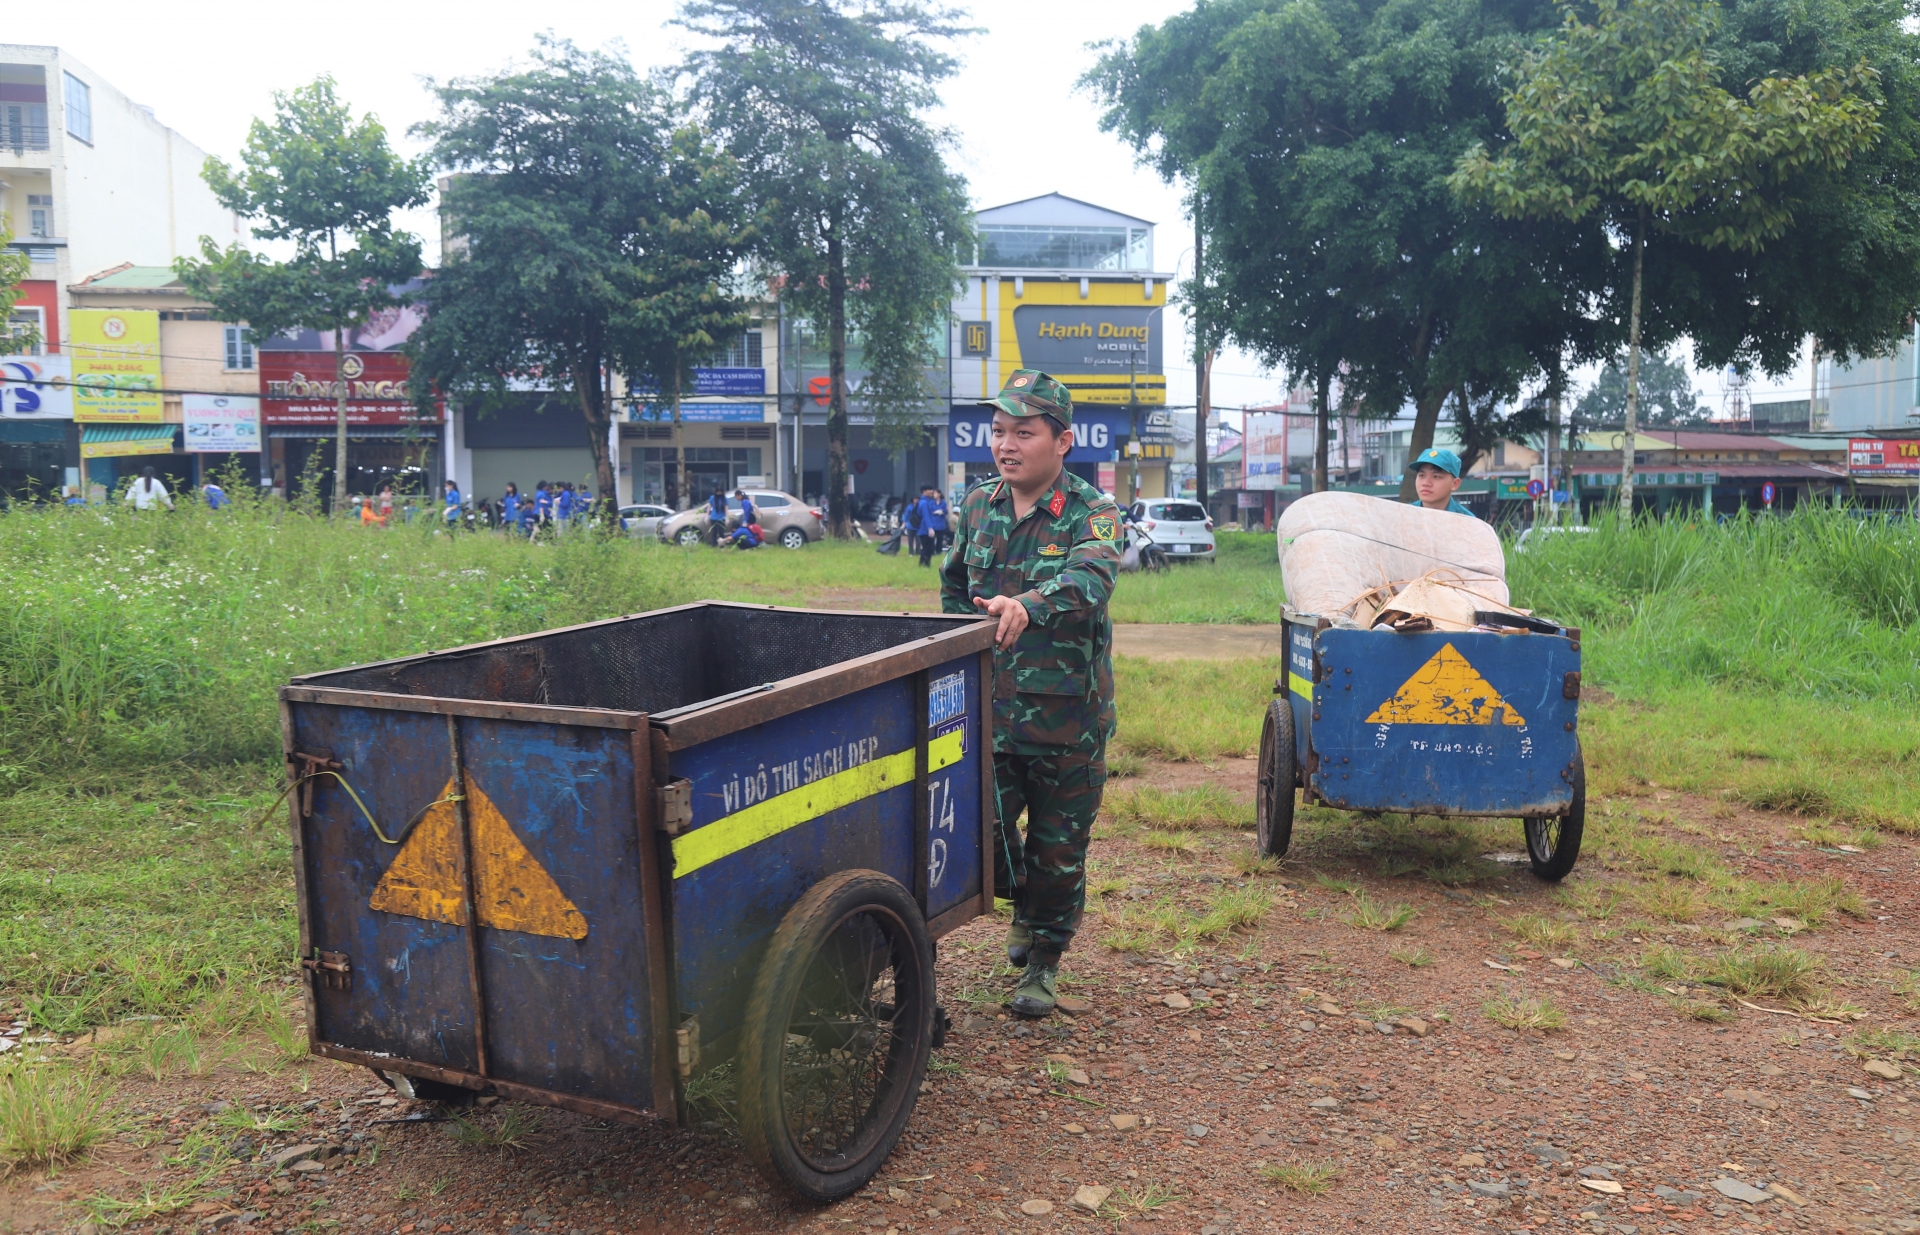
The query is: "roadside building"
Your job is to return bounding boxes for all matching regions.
[0,44,238,501]
[1565,429,1847,516]
[66,264,259,495]
[943,193,1173,502]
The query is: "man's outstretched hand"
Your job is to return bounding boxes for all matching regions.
[973,595,1030,650]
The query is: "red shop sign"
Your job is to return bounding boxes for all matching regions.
[259,351,442,426]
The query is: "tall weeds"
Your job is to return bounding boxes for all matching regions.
[0,502,693,775]
[1508,505,1920,700]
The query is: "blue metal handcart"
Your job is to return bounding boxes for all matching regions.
[279,603,997,1201]
[1256,610,1585,879]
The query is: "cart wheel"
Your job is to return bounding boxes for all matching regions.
[1525,746,1585,881]
[1256,699,1297,857]
[740,870,935,1203]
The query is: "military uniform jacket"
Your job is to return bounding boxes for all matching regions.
[938,470,1121,754]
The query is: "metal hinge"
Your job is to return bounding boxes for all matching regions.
[675,1017,701,1080]
[654,779,693,836]
[301,950,352,991]
[288,751,342,819]
[1563,671,1582,700]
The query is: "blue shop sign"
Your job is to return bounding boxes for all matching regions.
[948,408,1128,462]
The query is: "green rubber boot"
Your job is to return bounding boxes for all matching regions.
[1010,955,1060,1018]
[1005,921,1033,967]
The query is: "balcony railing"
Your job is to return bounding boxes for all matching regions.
[2,124,52,152]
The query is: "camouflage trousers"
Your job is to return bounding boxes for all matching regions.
[992,748,1107,958]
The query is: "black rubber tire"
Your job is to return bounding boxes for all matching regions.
[1526,746,1585,881]
[739,870,935,1203]
[780,527,809,550]
[1256,699,1297,857]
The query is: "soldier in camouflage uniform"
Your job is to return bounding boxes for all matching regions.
[938,369,1122,1017]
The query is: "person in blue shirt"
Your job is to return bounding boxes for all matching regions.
[501,482,521,531]
[442,479,462,524]
[728,519,763,549]
[1408,447,1476,517]
[555,483,575,525]
[201,481,228,510]
[534,481,553,528]
[735,488,756,531]
[912,484,942,566]
[704,489,728,546]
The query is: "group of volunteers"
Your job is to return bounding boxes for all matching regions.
[701,487,769,549]
[945,368,1478,1018]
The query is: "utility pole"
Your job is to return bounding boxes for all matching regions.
[1128,350,1140,503]
[1193,199,1208,514]
[1314,368,1331,494]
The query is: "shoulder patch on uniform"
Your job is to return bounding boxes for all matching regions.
[1089,514,1117,541]
[1037,543,1068,557]
[1048,489,1066,518]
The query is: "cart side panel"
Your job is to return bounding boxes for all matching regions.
[288,702,477,1070]
[455,716,657,1109]
[667,670,981,1055]
[1286,621,1314,774]
[923,656,984,926]
[1308,629,1580,815]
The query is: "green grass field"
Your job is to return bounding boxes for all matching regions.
[2,501,1918,1040]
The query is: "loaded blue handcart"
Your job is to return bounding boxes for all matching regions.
[279,603,997,1201]
[1257,495,1585,880]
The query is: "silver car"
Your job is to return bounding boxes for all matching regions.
[618,503,674,537]
[1128,499,1216,560]
[657,490,827,549]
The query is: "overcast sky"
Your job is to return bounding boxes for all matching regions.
[19,0,1812,424]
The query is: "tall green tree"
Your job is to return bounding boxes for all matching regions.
[1450,0,1880,514]
[176,78,428,513]
[1575,347,1709,426]
[1088,0,1619,502]
[407,40,751,504]
[679,0,973,535]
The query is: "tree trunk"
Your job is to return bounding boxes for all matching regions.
[672,360,688,511]
[1314,367,1331,493]
[1197,347,1214,511]
[1395,384,1453,502]
[826,221,851,538]
[332,330,349,516]
[576,362,615,501]
[1619,208,1646,518]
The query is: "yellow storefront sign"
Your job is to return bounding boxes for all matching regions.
[71,310,163,423]
[998,280,1167,406]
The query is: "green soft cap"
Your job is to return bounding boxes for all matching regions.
[982,368,1073,427]
[1410,446,1462,478]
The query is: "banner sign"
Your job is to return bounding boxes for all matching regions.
[260,351,438,425]
[0,355,73,418]
[629,402,766,424]
[183,394,262,453]
[1849,438,1920,477]
[70,310,162,423]
[947,408,1125,462]
[1010,306,1162,377]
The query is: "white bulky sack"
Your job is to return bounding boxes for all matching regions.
[1277,491,1510,623]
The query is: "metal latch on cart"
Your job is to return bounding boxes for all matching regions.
[302,950,352,991]
[1563,671,1582,700]
[654,779,694,836]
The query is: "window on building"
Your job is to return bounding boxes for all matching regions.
[973,224,1152,271]
[708,330,763,369]
[224,325,254,371]
[8,307,45,355]
[63,72,90,145]
[26,194,52,237]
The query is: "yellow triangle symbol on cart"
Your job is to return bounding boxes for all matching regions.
[369,779,588,940]
[1364,643,1526,726]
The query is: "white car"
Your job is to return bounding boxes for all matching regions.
[1513,525,1595,554]
[1127,500,1216,560]
[619,504,674,537]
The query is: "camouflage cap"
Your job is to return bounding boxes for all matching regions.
[982,368,1073,427]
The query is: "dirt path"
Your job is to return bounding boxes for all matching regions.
[13,760,1917,1235]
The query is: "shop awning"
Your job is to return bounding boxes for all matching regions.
[80,424,178,459]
